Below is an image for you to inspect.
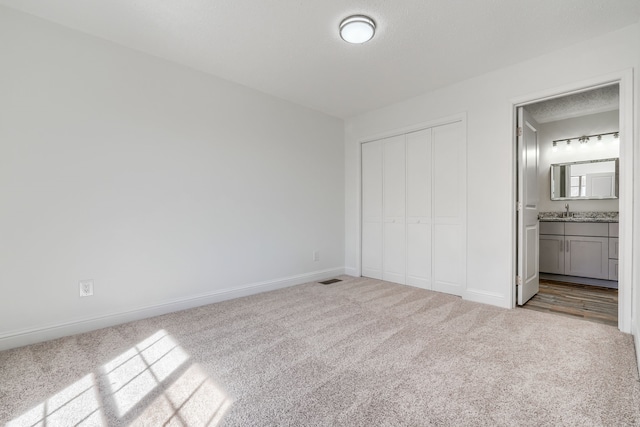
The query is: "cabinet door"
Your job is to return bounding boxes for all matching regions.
[539,235,564,274]
[406,129,432,289]
[565,236,609,279]
[383,136,406,284]
[361,141,383,279]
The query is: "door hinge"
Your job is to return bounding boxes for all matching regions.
[517,127,523,137]
[516,276,522,286]
[516,202,522,211]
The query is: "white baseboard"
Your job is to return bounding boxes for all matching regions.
[463,288,509,308]
[0,267,345,352]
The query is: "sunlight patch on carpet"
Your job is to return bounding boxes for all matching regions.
[131,364,233,426]
[6,374,104,426]
[102,329,190,417]
[7,329,232,426]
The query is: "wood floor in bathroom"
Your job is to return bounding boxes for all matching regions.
[521,279,618,327]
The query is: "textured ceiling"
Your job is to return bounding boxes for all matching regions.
[526,85,620,123]
[1,1,639,118]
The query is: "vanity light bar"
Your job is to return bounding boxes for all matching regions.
[552,131,619,147]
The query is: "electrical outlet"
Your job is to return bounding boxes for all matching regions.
[313,250,320,262]
[79,280,93,297]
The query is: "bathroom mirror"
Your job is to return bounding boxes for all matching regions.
[550,158,619,200]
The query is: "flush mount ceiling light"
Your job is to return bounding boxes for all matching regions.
[339,15,376,44]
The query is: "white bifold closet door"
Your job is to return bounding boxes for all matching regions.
[361,120,465,296]
[361,140,383,279]
[383,135,406,284]
[431,122,465,295]
[406,129,432,288]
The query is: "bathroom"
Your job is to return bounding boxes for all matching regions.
[521,85,620,325]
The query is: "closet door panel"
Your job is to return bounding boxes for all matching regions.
[433,122,463,221]
[361,141,383,279]
[432,121,466,296]
[406,129,432,289]
[407,223,431,288]
[406,129,431,218]
[383,136,406,218]
[433,224,462,295]
[384,222,406,284]
[362,223,382,279]
[383,136,406,284]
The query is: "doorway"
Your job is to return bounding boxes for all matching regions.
[513,73,633,333]
[522,279,618,327]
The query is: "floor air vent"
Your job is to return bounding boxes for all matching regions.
[319,278,342,285]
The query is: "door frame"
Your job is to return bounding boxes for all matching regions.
[510,69,634,333]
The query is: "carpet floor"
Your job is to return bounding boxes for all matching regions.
[1,276,639,426]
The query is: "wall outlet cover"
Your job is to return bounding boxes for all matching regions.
[79,280,94,297]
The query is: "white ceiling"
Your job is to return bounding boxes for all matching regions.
[526,85,620,123]
[1,0,639,118]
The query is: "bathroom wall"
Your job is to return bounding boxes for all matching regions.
[536,110,620,212]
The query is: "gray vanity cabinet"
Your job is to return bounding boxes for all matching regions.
[539,222,612,280]
[609,223,619,281]
[564,235,609,279]
[539,235,564,274]
[539,222,566,276]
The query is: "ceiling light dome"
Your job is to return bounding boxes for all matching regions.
[339,15,376,44]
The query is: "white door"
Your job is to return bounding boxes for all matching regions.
[361,140,383,279]
[517,107,540,305]
[383,135,406,284]
[406,129,432,289]
[432,121,465,296]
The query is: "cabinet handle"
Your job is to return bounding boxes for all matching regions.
[560,240,563,252]
[566,239,569,252]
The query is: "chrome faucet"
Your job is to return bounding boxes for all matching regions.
[564,203,570,218]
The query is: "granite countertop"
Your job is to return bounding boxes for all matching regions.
[538,212,618,223]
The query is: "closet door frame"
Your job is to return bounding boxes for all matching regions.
[358,113,467,294]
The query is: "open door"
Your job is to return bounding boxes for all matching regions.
[517,107,540,305]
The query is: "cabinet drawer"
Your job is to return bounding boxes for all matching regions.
[564,222,608,237]
[540,222,564,235]
[609,223,619,237]
[609,259,619,281]
[609,238,619,259]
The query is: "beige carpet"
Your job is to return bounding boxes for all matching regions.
[1,276,639,426]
